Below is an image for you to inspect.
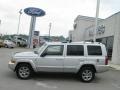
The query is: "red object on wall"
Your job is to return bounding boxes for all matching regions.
[33,39,38,45]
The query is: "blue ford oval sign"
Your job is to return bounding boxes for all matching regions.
[24,7,45,17]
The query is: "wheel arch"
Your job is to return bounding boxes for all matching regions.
[15,62,36,72]
[78,64,96,73]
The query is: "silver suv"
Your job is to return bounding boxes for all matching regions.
[8,42,109,82]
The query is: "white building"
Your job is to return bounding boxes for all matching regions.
[69,12,120,64]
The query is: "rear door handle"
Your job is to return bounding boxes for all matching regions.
[96,59,99,62]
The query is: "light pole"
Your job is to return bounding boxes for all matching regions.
[28,16,36,48]
[16,9,22,45]
[94,0,100,42]
[0,20,1,38]
[49,22,52,42]
[0,20,1,32]
[0,20,1,26]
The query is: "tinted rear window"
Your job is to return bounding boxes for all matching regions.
[67,45,84,56]
[87,45,102,55]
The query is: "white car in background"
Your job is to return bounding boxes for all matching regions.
[4,40,16,48]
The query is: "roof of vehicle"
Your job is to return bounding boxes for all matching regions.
[46,41,104,45]
[4,40,12,42]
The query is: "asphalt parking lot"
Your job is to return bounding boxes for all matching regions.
[0,48,120,90]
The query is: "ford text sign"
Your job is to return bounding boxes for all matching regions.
[24,7,45,17]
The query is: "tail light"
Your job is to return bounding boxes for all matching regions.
[105,56,108,65]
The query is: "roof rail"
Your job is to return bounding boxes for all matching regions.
[62,41,67,43]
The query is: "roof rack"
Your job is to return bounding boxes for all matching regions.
[62,41,68,43]
[62,40,72,43]
[62,41,102,44]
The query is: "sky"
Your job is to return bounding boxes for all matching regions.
[0,0,120,37]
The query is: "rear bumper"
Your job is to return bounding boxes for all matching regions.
[96,65,109,73]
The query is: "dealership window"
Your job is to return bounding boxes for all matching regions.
[87,45,102,55]
[67,45,84,56]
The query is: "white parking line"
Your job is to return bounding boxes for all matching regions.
[36,82,58,89]
[112,83,120,89]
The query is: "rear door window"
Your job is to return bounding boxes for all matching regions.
[87,45,102,55]
[67,45,84,56]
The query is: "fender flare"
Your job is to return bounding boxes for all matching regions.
[15,59,37,72]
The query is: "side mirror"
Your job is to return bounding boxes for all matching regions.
[41,53,47,57]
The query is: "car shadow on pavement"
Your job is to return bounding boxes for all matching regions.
[32,73,77,81]
[5,71,101,83]
[32,72,101,83]
[4,70,18,80]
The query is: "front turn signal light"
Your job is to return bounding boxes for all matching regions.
[10,60,16,63]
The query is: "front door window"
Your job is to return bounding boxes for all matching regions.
[42,45,64,56]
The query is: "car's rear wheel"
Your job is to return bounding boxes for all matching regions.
[10,47,14,49]
[17,42,20,47]
[78,67,95,82]
[16,64,33,80]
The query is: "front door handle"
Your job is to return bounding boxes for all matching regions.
[96,59,99,62]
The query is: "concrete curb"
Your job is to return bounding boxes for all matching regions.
[109,64,120,70]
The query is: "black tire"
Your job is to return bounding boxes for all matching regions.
[78,67,95,82]
[5,44,8,48]
[17,42,20,47]
[10,47,14,49]
[16,64,33,80]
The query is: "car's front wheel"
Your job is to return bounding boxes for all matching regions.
[4,44,8,48]
[16,64,33,79]
[78,67,95,82]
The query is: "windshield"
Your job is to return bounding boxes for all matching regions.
[34,43,47,54]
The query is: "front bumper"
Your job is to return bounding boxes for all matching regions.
[8,61,16,71]
[96,65,109,73]
[8,44,15,48]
